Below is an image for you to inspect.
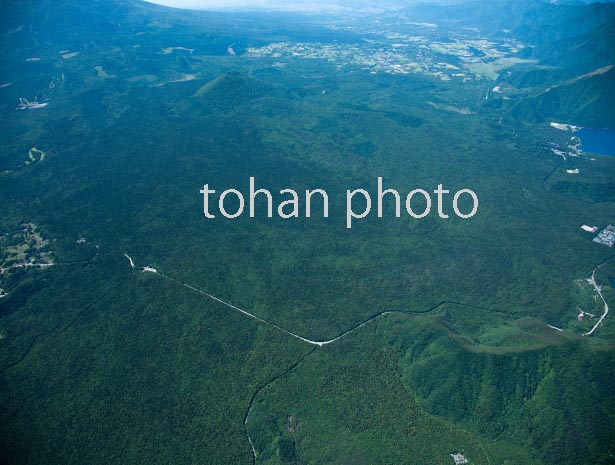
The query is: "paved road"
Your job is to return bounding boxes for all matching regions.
[584,264,609,336]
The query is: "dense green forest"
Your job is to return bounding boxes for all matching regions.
[0,0,613,464]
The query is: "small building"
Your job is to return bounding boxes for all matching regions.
[451,452,469,464]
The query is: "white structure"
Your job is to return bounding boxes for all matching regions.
[451,452,469,464]
[16,98,48,110]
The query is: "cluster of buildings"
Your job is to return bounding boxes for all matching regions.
[246,24,525,82]
[593,224,615,247]
[548,122,589,162]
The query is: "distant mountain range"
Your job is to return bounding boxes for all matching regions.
[2,0,612,127]
[141,0,615,10]
[405,0,615,127]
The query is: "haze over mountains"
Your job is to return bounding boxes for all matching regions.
[140,0,615,126]
[0,0,614,464]
[144,0,479,11]
[402,0,615,126]
[145,0,615,10]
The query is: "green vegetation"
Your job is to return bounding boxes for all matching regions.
[0,0,613,464]
[0,223,54,275]
[193,72,271,112]
[394,314,615,465]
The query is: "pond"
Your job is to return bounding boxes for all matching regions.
[577,128,615,156]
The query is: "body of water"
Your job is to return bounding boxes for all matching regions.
[577,128,615,156]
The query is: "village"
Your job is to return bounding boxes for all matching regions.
[593,224,615,248]
[0,223,55,279]
[247,22,527,83]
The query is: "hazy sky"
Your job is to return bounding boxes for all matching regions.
[143,0,407,11]
[145,0,270,8]
[144,0,613,9]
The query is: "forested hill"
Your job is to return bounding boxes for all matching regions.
[405,0,615,127]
